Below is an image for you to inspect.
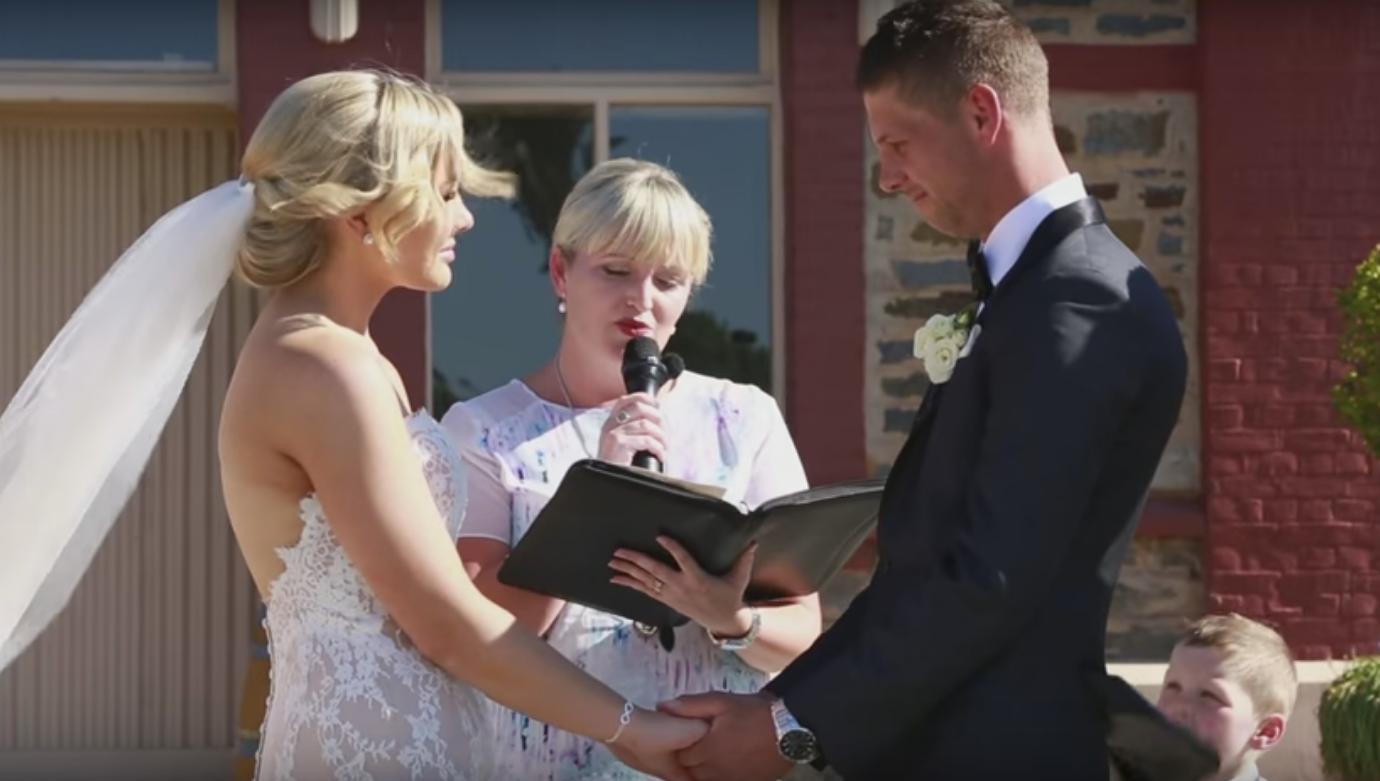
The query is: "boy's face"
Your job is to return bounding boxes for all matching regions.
[1158,644,1278,779]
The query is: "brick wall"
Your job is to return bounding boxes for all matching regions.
[781,0,868,489]
[236,0,430,407]
[1200,0,1380,659]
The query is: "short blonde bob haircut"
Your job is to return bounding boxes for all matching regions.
[552,158,712,286]
[237,69,513,289]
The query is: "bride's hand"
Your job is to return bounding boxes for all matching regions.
[608,707,707,781]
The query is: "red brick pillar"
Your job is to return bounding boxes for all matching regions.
[236,0,430,407]
[1200,0,1380,659]
[781,0,867,487]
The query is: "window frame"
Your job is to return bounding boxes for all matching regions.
[0,0,236,105]
[425,0,785,409]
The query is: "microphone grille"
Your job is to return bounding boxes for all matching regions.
[622,336,660,362]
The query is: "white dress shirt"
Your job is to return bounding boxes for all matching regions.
[980,172,1089,291]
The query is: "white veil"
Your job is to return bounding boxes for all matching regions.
[0,179,254,670]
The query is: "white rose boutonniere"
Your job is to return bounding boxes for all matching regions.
[912,303,978,385]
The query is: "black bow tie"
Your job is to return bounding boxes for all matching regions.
[967,240,993,302]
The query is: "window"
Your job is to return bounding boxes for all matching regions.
[427,0,781,409]
[0,0,234,103]
[438,0,760,74]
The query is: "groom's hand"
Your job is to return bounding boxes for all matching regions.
[659,692,791,781]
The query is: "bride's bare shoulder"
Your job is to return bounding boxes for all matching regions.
[223,315,396,437]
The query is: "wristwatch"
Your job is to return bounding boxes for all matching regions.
[769,697,820,764]
[706,606,761,651]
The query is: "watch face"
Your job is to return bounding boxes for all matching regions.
[779,729,818,762]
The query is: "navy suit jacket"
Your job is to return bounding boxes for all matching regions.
[766,199,1188,780]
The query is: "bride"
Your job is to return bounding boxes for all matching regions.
[0,70,703,780]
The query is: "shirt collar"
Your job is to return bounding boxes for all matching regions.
[980,173,1088,289]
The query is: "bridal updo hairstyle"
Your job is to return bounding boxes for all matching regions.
[236,69,513,289]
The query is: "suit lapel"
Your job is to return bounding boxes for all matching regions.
[979,197,1107,324]
[878,197,1109,524]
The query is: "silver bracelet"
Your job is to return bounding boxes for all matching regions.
[603,700,636,744]
[706,606,761,651]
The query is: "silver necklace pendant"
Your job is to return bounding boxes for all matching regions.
[554,356,597,459]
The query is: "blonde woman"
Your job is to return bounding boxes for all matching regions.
[443,159,823,779]
[0,72,702,781]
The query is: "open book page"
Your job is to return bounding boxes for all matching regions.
[757,479,886,513]
[625,464,728,500]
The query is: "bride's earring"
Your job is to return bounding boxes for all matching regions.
[557,299,567,315]
[362,232,375,246]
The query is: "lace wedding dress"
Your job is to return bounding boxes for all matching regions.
[255,411,493,781]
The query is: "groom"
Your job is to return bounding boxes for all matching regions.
[663,2,1188,779]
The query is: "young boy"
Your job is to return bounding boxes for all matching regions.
[1157,614,1298,781]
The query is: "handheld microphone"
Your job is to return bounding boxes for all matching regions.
[663,352,685,380]
[621,337,669,472]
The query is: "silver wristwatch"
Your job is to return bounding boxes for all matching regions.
[706,606,761,651]
[769,697,820,764]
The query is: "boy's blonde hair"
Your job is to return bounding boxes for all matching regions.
[238,69,513,289]
[1180,613,1298,718]
[552,158,712,286]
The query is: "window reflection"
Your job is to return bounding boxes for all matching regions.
[0,0,219,68]
[440,0,759,74]
[611,106,773,392]
[431,107,593,410]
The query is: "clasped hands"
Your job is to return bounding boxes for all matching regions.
[610,690,793,781]
[607,538,790,781]
[601,394,795,781]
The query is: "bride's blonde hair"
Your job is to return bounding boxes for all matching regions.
[237,69,513,289]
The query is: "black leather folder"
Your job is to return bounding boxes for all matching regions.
[1090,672,1220,781]
[498,459,883,627]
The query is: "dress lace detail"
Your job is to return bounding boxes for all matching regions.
[255,412,491,781]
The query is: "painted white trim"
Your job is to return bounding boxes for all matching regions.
[758,0,778,80]
[594,100,610,164]
[769,91,786,409]
[438,71,773,88]
[425,0,443,85]
[0,59,216,73]
[0,0,237,106]
[436,85,776,105]
[0,82,236,104]
[1108,660,1350,686]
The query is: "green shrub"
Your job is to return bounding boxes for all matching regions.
[1335,245,1380,456]
[1319,656,1380,781]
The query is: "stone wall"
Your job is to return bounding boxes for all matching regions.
[1008,0,1195,45]
[863,91,1200,491]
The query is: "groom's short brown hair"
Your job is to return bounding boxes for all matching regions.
[858,0,1050,120]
